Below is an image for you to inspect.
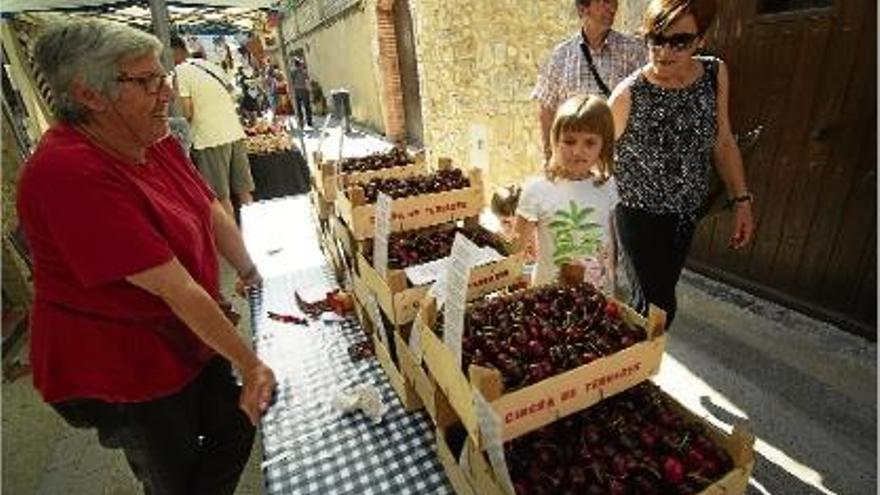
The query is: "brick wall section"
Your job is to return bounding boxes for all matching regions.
[376,2,407,143]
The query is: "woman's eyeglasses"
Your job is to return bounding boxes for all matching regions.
[116,70,175,94]
[645,32,700,51]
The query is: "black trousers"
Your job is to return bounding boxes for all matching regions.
[294,88,313,127]
[52,357,255,495]
[615,205,696,327]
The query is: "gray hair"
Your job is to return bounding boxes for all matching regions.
[34,18,162,123]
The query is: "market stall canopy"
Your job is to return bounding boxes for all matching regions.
[1,1,278,34]
[2,0,276,12]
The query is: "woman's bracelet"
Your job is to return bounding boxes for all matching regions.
[725,192,754,210]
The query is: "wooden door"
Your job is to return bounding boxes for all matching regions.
[688,0,876,338]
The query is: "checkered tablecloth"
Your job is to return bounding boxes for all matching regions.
[250,264,454,495]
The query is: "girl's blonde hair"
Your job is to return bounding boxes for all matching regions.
[546,94,615,184]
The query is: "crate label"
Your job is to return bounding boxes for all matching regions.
[364,199,473,226]
[404,246,504,286]
[474,391,516,495]
[501,361,643,426]
[428,273,447,308]
[373,193,392,279]
[365,292,388,346]
[443,234,479,368]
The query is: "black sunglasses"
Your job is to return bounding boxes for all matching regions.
[645,32,700,51]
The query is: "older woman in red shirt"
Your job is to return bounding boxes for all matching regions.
[18,19,276,494]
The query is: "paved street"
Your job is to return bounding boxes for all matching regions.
[659,271,876,495]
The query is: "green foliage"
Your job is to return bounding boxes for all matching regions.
[549,200,602,266]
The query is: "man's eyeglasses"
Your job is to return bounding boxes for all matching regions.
[645,32,700,51]
[116,70,174,94]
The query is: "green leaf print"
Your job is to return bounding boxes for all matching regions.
[549,201,603,267]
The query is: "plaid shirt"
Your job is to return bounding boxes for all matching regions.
[533,29,647,110]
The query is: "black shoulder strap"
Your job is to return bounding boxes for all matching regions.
[702,56,719,94]
[579,40,611,97]
[187,61,234,93]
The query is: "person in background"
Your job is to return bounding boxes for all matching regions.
[533,0,646,166]
[491,183,536,278]
[490,184,523,241]
[171,34,255,220]
[18,19,276,494]
[609,0,754,326]
[516,95,620,293]
[236,65,264,125]
[266,64,280,114]
[290,57,313,130]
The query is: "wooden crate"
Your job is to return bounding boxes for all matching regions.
[356,224,524,325]
[395,329,457,428]
[319,224,347,284]
[356,286,422,411]
[335,163,484,241]
[464,387,756,495]
[312,149,427,201]
[416,292,667,450]
[329,213,357,272]
[369,322,422,412]
[309,185,333,225]
[436,424,478,495]
[351,274,373,335]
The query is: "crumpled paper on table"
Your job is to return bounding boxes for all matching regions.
[331,383,388,424]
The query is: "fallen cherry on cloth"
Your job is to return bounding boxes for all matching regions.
[347,341,375,361]
[267,311,308,325]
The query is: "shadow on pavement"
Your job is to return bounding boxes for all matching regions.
[666,314,876,495]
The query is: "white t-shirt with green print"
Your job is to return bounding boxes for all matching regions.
[517,175,619,290]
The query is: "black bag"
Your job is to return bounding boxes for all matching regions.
[697,58,763,218]
[699,127,763,218]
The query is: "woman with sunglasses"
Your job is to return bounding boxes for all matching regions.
[17,19,276,493]
[608,0,754,327]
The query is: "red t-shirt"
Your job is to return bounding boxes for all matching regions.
[17,124,219,403]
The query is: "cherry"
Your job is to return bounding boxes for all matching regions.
[662,456,686,485]
[527,339,546,358]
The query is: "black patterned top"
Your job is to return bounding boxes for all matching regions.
[615,56,718,219]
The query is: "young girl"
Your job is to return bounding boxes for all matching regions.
[516,94,619,292]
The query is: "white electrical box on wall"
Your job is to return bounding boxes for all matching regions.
[469,123,489,173]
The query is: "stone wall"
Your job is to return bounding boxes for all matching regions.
[282,0,387,133]
[618,0,650,35]
[280,0,649,192]
[408,0,647,198]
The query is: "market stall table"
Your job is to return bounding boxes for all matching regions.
[248,148,311,200]
[245,197,454,494]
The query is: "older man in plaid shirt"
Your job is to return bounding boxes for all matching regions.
[533,0,646,162]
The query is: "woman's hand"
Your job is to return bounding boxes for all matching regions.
[730,202,755,249]
[239,361,277,425]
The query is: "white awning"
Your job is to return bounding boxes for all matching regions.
[1,0,277,14]
[1,1,280,35]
